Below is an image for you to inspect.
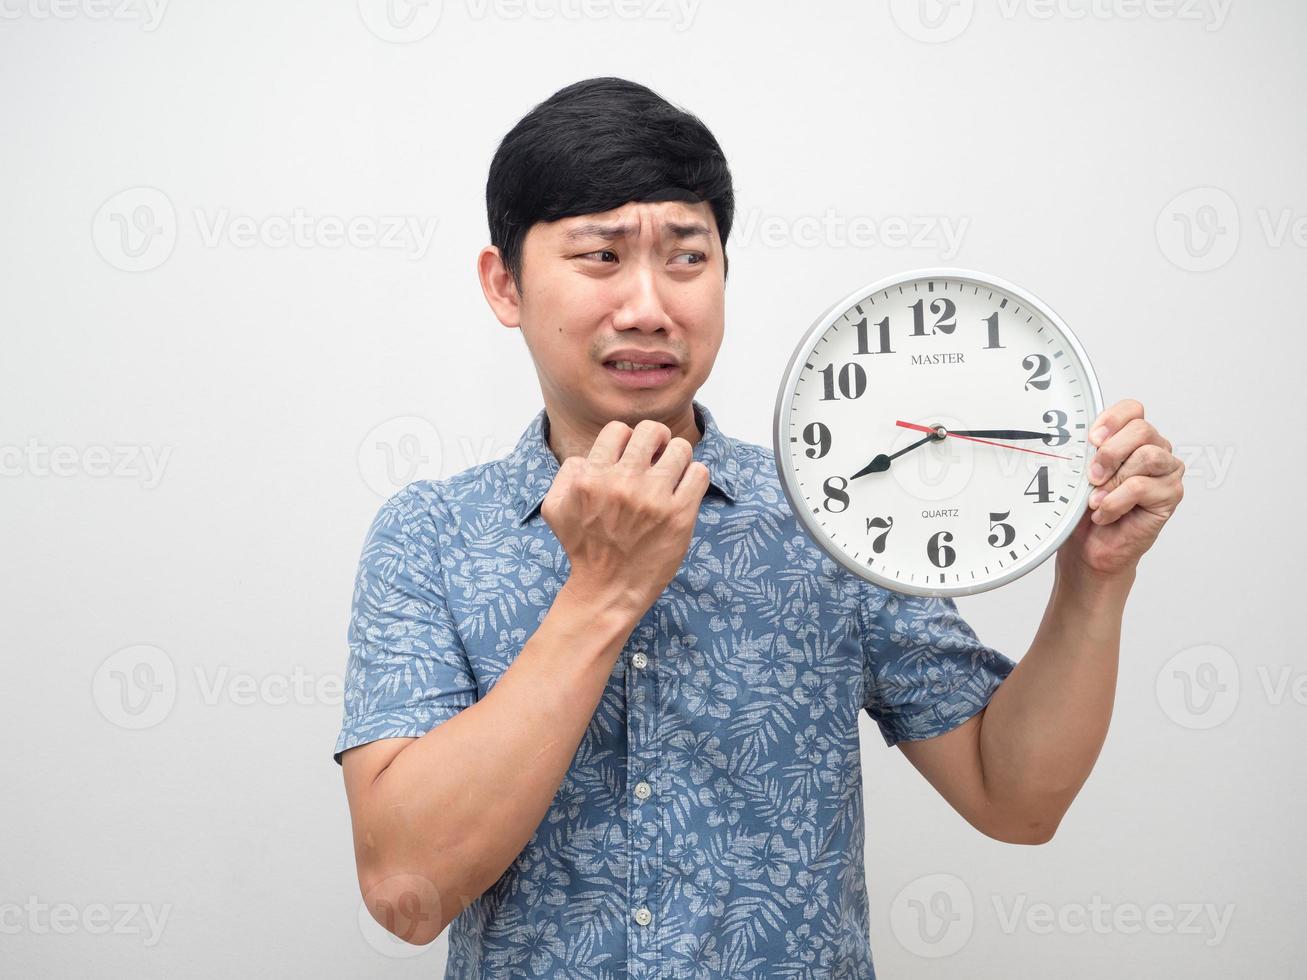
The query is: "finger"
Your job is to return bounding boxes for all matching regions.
[540,457,576,521]
[1090,471,1183,524]
[1088,398,1145,449]
[672,459,711,505]
[587,420,634,465]
[1089,444,1179,508]
[618,420,672,470]
[1088,417,1168,486]
[651,436,693,481]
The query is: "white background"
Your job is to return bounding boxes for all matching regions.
[1,0,1302,976]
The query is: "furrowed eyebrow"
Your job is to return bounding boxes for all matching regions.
[562,221,712,244]
[665,222,711,241]
[563,223,631,244]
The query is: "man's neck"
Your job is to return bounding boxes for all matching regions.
[544,401,702,464]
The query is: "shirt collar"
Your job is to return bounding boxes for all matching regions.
[508,399,741,527]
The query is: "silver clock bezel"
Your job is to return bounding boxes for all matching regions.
[772,267,1105,598]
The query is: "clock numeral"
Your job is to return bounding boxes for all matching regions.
[927,529,956,568]
[983,311,1004,349]
[911,298,957,336]
[988,511,1016,548]
[865,515,894,554]
[1023,466,1053,504]
[853,316,894,355]
[802,421,832,459]
[1023,353,1052,391]
[819,363,866,401]
[1042,409,1070,447]
[822,475,850,513]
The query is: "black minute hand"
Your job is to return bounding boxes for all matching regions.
[948,429,1052,440]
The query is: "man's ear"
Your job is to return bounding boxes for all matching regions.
[477,245,521,328]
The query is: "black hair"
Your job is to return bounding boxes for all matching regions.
[486,76,735,289]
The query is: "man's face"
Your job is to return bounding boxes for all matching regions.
[510,199,725,436]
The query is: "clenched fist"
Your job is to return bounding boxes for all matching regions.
[541,418,710,618]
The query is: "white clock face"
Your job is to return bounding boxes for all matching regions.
[773,269,1103,597]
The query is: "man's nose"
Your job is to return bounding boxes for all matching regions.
[611,262,674,333]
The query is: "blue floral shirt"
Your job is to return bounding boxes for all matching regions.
[335,399,1017,979]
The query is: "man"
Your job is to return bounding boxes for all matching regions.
[334,77,1184,978]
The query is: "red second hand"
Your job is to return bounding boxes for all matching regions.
[895,420,1073,461]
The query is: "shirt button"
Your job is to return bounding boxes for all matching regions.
[632,651,648,670]
[633,906,652,927]
[634,780,652,801]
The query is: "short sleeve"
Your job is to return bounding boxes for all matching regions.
[333,484,478,765]
[858,584,1017,748]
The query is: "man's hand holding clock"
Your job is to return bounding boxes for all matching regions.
[1063,398,1186,580]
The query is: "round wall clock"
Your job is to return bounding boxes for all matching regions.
[772,268,1104,597]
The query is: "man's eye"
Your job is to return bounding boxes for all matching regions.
[582,249,619,262]
[671,252,705,265]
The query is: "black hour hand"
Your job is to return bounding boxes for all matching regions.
[849,433,934,479]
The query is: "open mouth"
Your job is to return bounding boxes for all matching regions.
[601,358,680,387]
[604,359,674,372]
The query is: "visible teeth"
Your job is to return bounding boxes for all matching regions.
[610,360,666,372]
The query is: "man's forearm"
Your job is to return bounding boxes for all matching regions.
[977,553,1135,840]
[354,581,640,939]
